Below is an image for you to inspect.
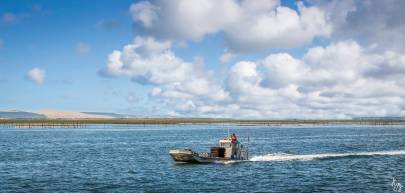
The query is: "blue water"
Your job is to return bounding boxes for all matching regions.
[1,125,405,192]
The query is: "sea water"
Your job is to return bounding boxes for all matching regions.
[1,124,405,192]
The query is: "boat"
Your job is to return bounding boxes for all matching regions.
[169,135,249,163]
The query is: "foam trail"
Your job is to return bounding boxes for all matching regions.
[219,160,243,165]
[250,150,405,162]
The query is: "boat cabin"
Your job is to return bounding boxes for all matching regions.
[209,138,244,159]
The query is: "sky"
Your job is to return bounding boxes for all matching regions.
[1,0,405,119]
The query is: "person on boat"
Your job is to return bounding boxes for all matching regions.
[231,133,237,142]
[230,133,238,159]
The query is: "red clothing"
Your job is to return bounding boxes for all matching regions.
[231,134,237,142]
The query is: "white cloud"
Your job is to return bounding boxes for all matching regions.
[2,12,17,24]
[102,1,405,118]
[26,68,45,85]
[131,0,240,41]
[219,51,235,64]
[227,61,264,96]
[101,37,187,84]
[224,2,331,51]
[130,0,331,52]
[76,42,91,54]
[102,38,405,118]
[130,1,160,28]
[129,0,405,52]
[322,0,405,51]
[261,53,305,89]
[222,40,405,118]
[100,36,229,110]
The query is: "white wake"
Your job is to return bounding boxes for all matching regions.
[250,150,405,162]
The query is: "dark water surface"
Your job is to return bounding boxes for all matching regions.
[1,125,405,192]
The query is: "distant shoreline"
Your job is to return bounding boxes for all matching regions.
[1,118,405,128]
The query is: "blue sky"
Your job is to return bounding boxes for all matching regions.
[1,0,144,113]
[1,0,405,118]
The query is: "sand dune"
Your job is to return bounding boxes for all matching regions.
[37,110,113,119]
